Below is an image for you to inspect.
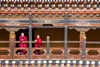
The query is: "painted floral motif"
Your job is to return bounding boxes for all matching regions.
[5,20,20,31]
[38,20,58,23]
[75,20,91,31]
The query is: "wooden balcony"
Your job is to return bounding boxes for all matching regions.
[0,38,100,60]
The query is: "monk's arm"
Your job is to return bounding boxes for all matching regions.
[24,36,27,41]
[36,39,42,44]
[19,37,23,42]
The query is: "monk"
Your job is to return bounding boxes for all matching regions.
[18,33,27,55]
[35,35,42,55]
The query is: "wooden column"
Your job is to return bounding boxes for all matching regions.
[29,11,32,59]
[9,31,16,59]
[64,12,68,59]
[80,31,85,48]
[9,31,16,47]
[82,36,86,59]
[47,36,50,58]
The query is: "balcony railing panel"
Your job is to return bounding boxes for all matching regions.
[0,41,11,59]
[14,48,29,59]
[1,38,100,60]
[32,48,47,59]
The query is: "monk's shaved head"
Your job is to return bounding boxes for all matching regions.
[21,33,24,37]
[37,35,40,39]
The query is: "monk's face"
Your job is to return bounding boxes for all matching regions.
[37,35,40,39]
[21,33,24,37]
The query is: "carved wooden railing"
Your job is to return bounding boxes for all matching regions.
[13,41,29,59]
[85,41,100,60]
[14,48,29,59]
[67,48,82,59]
[0,41,11,59]
[50,48,64,59]
[1,36,100,60]
[32,48,47,59]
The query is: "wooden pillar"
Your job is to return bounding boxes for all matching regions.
[82,36,86,59]
[9,31,16,47]
[9,31,16,59]
[80,31,85,48]
[64,12,68,59]
[47,36,50,58]
[29,11,32,59]
[0,64,1,67]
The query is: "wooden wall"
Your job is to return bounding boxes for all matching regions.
[0,28,100,48]
[86,29,100,48]
[34,28,80,48]
[0,29,9,48]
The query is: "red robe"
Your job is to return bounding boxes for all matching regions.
[35,38,42,48]
[19,36,27,53]
[35,38,42,55]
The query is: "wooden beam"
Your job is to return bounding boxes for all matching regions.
[0,11,100,14]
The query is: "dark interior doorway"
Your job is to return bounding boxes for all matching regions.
[15,29,29,48]
[15,28,35,48]
[15,28,35,55]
